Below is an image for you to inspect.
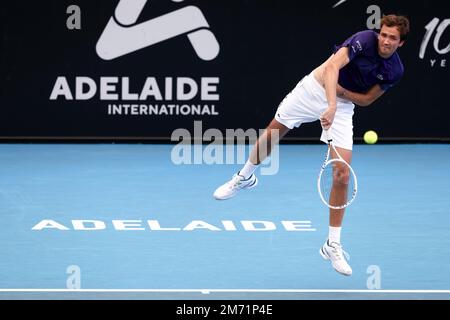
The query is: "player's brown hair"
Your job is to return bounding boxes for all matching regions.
[381,15,410,41]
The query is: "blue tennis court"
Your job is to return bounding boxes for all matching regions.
[1,143,449,300]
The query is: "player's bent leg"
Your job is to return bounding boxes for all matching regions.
[329,147,352,225]
[329,160,351,209]
[249,118,290,165]
[213,118,290,200]
[321,146,352,275]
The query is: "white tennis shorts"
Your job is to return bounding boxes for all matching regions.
[275,73,355,150]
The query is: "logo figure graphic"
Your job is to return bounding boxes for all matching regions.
[96,0,220,61]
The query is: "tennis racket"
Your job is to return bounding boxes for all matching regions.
[317,129,358,209]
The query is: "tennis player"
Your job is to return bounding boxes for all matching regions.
[213,15,410,276]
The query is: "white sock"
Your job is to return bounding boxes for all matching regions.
[239,159,259,179]
[328,226,341,244]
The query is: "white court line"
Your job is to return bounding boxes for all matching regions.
[0,289,450,293]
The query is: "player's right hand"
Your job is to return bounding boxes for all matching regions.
[320,107,336,130]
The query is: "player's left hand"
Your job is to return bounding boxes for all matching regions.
[320,107,336,130]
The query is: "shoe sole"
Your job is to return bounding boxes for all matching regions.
[213,193,234,200]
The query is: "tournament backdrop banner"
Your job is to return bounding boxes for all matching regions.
[1,0,449,140]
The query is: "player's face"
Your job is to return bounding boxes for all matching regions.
[378,25,404,58]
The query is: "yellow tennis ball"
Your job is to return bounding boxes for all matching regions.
[364,130,378,144]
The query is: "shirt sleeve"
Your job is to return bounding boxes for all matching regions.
[334,31,371,61]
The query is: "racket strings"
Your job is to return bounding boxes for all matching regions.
[320,161,356,208]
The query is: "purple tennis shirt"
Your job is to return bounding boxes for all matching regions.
[334,30,404,93]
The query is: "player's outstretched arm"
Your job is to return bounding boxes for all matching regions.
[323,47,351,109]
[320,47,351,129]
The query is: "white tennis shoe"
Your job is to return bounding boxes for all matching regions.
[320,240,352,276]
[213,173,258,200]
